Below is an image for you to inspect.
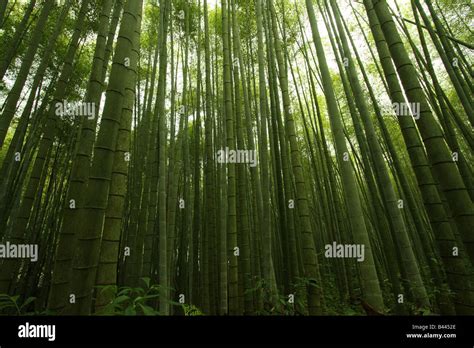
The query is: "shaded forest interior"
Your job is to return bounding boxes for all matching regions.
[0,0,473,316]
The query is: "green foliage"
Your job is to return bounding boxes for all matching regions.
[1,0,472,318]
[94,277,164,315]
[244,277,313,315]
[0,294,53,315]
[0,294,34,315]
[94,277,204,316]
[182,304,204,316]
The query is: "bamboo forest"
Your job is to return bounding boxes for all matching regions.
[0,0,472,319]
